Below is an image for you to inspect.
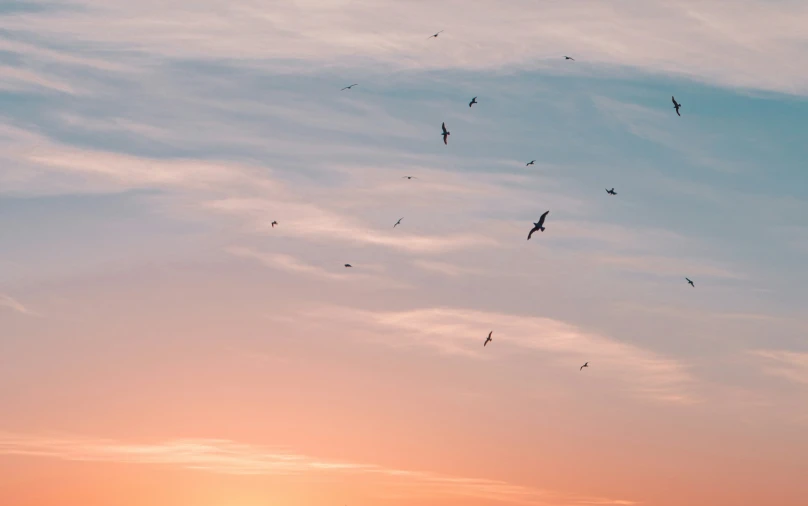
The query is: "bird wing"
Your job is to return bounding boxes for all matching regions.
[537,210,549,226]
[443,134,448,145]
[442,122,447,134]
[676,109,681,116]
[527,226,537,240]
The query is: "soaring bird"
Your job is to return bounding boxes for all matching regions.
[606,188,617,195]
[686,277,695,287]
[564,56,575,61]
[469,96,478,108]
[402,176,418,180]
[341,84,358,91]
[271,220,278,227]
[345,264,352,268]
[394,217,403,228]
[672,96,682,116]
[526,160,536,166]
[580,362,589,371]
[484,331,493,347]
[428,30,444,39]
[527,211,550,240]
[441,122,450,145]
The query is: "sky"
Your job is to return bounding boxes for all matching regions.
[1,0,808,505]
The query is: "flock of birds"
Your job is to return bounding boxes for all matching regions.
[277,31,693,372]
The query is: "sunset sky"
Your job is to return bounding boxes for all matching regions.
[1,1,808,505]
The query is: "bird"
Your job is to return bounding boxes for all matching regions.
[672,96,681,116]
[606,188,617,195]
[402,176,418,180]
[580,362,589,371]
[428,30,444,39]
[564,56,575,61]
[686,277,695,287]
[271,220,278,227]
[526,160,536,166]
[345,264,352,268]
[469,96,478,108]
[527,211,550,240]
[341,84,358,91]
[484,331,493,347]
[441,122,450,145]
[393,217,403,228]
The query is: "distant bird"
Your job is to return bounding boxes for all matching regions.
[672,96,681,116]
[345,264,352,268]
[564,56,575,61]
[469,96,478,108]
[580,362,589,371]
[527,211,550,240]
[341,84,358,91]
[526,160,536,166]
[484,331,493,347]
[394,217,403,228]
[441,122,450,145]
[686,277,694,287]
[402,176,418,180]
[271,220,278,227]
[606,188,617,195]
[428,30,444,39]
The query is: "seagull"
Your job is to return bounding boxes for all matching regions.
[686,277,694,287]
[526,160,536,166]
[441,122,450,145]
[428,30,444,39]
[672,96,681,116]
[402,176,418,180]
[564,56,575,61]
[394,217,403,228]
[606,188,617,195]
[271,220,278,227]
[527,211,550,240]
[341,84,358,91]
[484,331,493,347]
[345,264,352,268]
[469,96,478,108]
[580,362,589,371]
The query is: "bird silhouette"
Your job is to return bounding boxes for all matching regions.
[341,84,358,91]
[527,211,550,240]
[484,331,493,346]
[394,217,403,228]
[428,30,444,39]
[441,122,450,145]
[606,188,617,195]
[526,160,536,166]
[580,362,589,370]
[672,96,681,116]
[469,96,478,108]
[271,220,278,227]
[345,264,352,268]
[564,56,575,61]
[402,176,418,180]
[686,277,695,287]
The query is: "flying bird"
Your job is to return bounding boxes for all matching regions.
[564,56,575,61]
[580,362,589,371]
[686,277,695,287]
[526,160,536,166]
[394,217,403,228]
[441,122,450,145]
[672,96,682,116]
[428,30,444,39]
[484,331,493,347]
[345,264,352,268]
[341,84,358,91]
[527,211,550,240]
[402,176,418,180]
[469,96,478,108]
[606,188,617,195]
[271,220,278,227]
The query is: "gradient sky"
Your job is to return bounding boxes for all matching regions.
[1,1,808,505]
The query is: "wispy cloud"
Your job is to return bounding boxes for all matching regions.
[226,246,351,281]
[749,350,808,385]
[309,306,697,403]
[0,293,37,316]
[0,432,635,506]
